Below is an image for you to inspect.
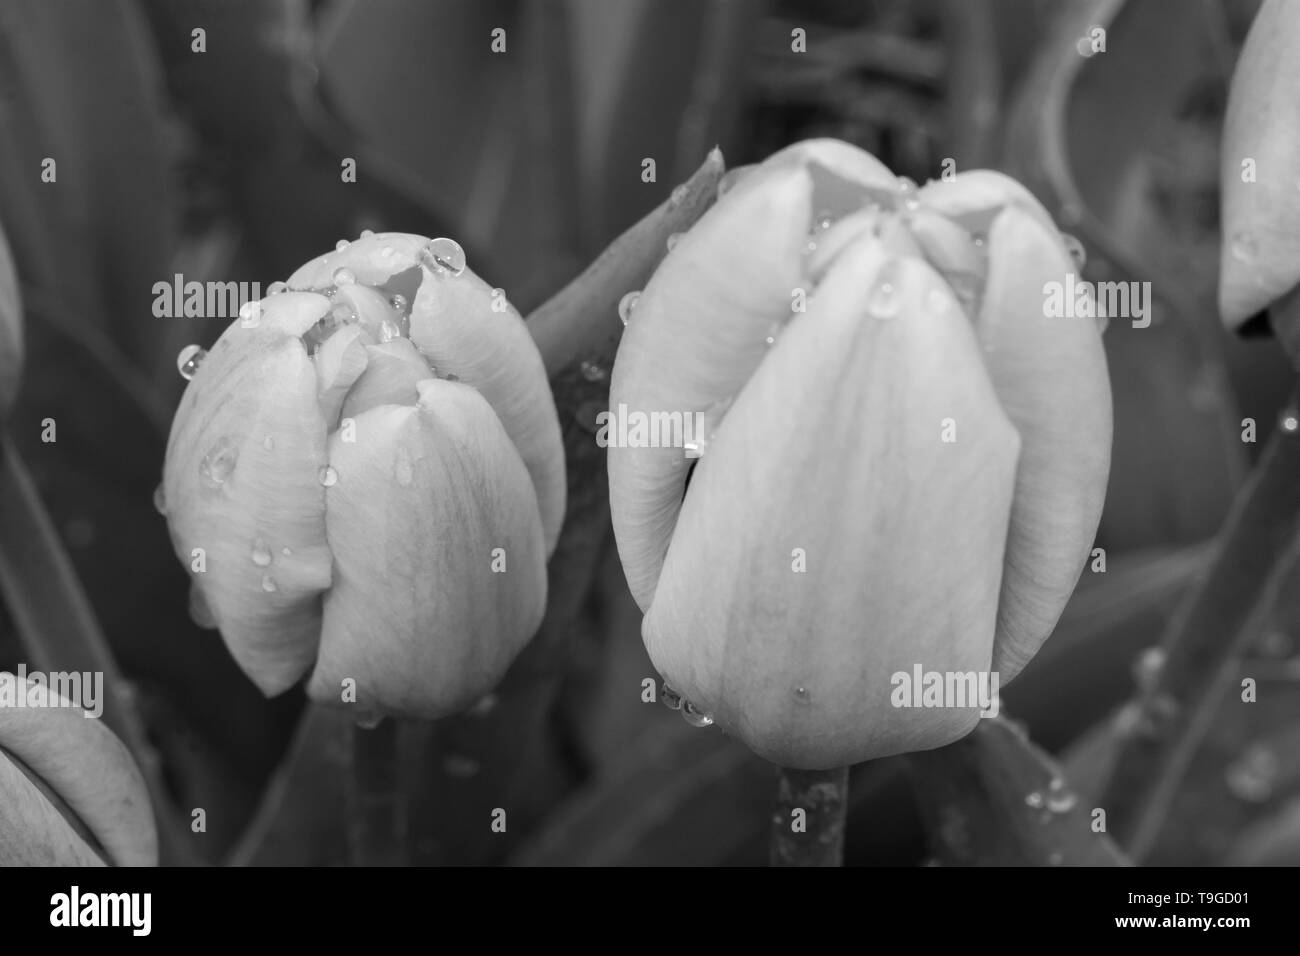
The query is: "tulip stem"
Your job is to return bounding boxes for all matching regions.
[346,718,407,866]
[769,765,850,866]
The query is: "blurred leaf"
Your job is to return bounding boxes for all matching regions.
[909,716,1130,866]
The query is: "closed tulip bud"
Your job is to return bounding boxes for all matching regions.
[0,675,157,865]
[162,234,564,719]
[1220,0,1300,332]
[0,224,24,420]
[609,141,1111,769]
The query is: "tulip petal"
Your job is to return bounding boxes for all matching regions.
[611,141,903,613]
[315,324,371,428]
[308,379,547,718]
[0,678,156,865]
[163,293,335,695]
[916,170,1057,237]
[339,338,434,421]
[643,237,1020,769]
[288,233,566,555]
[0,754,104,865]
[1218,0,1300,327]
[977,207,1112,682]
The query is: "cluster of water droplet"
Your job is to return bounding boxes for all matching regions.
[660,681,714,727]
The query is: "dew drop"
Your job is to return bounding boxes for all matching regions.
[379,319,400,343]
[267,281,288,295]
[199,438,238,488]
[332,267,356,286]
[1025,791,1045,809]
[669,184,688,207]
[261,573,278,593]
[238,300,262,328]
[1046,790,1078,814]
[1230,230,1257,262]
[1280,409,1299,434]
[331,302,356,325]
[764,319,784,347]
[896,175,918,197]
[177,344,206,381]
[580,359,608,383]
[389,293,409,315]
[866,279,902,320]
[281,546,292,557]
[335,239,350,251]
[660,682,683,711]
[666,232,683,252]
[379,245,394,258]
[152,484,167,516]
[794,686,811,703]
[1132,645,1166,690]
[359,228,375,239]
[618,290,640,326]
[681,699,714,727]
[251,537,273,567]
[263,435,275,451]
[394,447,413,487]
[319,465,338,487]
[420,237,466,277]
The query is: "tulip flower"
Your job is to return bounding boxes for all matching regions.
[161,234,564,720]
[608,140,1112,769]
[1219,0,1300,341]
[0,675,157,865]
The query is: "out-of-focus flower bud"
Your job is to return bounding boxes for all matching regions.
[0,675,157,865]
[608,140,1111,769]
[1219,0,1300,334]
[0,224,25,420]
[162,234,565,720]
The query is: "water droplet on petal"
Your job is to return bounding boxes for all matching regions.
[681,699,714,727]
[359,228,375,239]
[469,693,498,717]
[1230,231,1257,262]
[251,537,273,567]
[580,359,607,383]
[660,682,683,710]
[281,546,292,557]
[263,435,275,451]
[332,267,356,286]
[261,573,278,593]
[238,300,262,328]
[394,447,413,487]
[866,278,902,320]
[1025,791,1045,809]
[335,239,350,251]
[267,281,288,295]
[389,293,409,315]
[420,237,466,277]
[319,465,338,487]
[1060,232,1087,270]
[379,319,400,343]
[666,232,683,251]
[331,303,356,325]
[1046,790,1078,814]
[199,438,238,488]
[972,233,987,248]
[1280,409,1300,434]
[152,484,167,515]
[618,291,640,326]
[379,245,394,258]
[669,184,688,206]
[897,176,918,196]
[177,345,206,381]
[794,686,811,703]
[764,319,784,347]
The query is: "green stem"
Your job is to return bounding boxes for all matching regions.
[346,718,406,866]
[769,765,850,866]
